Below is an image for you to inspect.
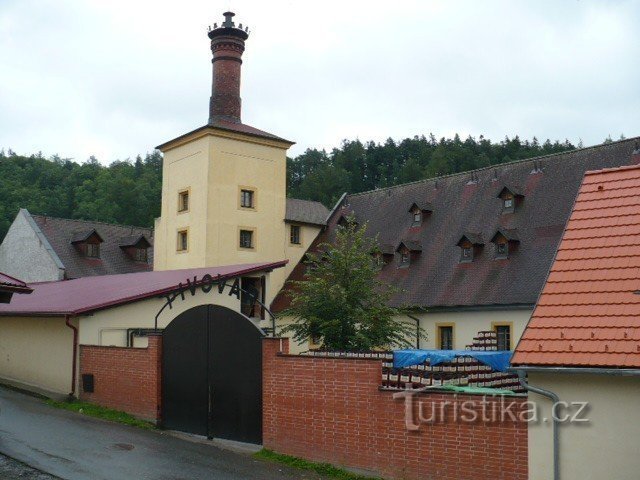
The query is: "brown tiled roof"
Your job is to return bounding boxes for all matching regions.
[273,137,640,311]
[30,214,153,279]
[457,233,484,246]
[513,164,640,368]
[285,198,330,226]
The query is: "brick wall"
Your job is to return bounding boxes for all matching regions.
[79,334,162,422]
[263,338,528,480]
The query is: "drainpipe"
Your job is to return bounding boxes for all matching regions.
[517,371,560,480]
[407,314,421,349]
[65,315,78,399]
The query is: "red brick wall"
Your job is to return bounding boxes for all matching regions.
[79,334,162,422]
[263,338,528,480]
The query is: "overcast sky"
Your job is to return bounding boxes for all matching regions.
[0,0,638,162]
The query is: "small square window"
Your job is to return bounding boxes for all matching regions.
[290,225,301,245]
[240,189,254,209]
[178,190,189,212]
[177,230,188,252]
[399,251,410,266]
[412,211,422,226]
[86,243,100,258]
[240,229,254,249]
[461,247,473,262]
[135,248,148,262]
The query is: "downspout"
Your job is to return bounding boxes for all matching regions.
[65,315,78,399]
[517,371,560,480]
[407,314,421,349]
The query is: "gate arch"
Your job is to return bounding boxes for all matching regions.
[162,304,264,443]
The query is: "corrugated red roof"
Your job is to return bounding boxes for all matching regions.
[512,164,640,368]
[0,261,286,316]
[0,272,32,293]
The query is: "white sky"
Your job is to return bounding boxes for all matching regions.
[0,0,638,162]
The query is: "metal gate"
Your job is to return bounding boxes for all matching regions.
[161,304,264,443]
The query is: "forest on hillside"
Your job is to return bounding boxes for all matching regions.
[0,134,584,241]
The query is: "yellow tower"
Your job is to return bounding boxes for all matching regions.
[153,12,295,306]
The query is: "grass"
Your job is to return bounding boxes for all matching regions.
[45,399,155,430]
[254,449,380,480]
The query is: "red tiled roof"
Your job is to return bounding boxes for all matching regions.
[0,272,32,294]
[512,164,640,368]
[0,261,286,316]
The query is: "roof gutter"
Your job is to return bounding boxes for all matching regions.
[513,365,640,376]
[65,315,78,399]
[517,371,560,480]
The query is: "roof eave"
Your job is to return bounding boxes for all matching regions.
[156,124,295,151]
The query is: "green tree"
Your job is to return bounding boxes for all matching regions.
[281,217,421,351]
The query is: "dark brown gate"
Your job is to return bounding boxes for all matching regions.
[161,304,264,443]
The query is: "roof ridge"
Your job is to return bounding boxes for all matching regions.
[346,136,640,199]
[287,197,327,206]
[31,213,153,232]
[584,163,640,176]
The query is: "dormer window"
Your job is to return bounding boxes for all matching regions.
[119,234,151,262]
[456,233,484,263]
[497,186,524,214]
[491,229,520,260]
[408,202,433,227]
[71,229,104,259]
[396,240,422,268]
[86,243,100,258]
[372,244,395,266]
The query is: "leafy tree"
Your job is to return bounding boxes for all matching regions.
[280,217,421,351]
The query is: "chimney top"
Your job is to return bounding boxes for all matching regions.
[207,11,249,40]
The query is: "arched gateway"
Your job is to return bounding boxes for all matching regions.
[161,304,264,443]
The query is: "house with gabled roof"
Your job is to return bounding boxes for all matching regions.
[274,138,640,353]
[0,209,154,282]
[512,163,640,480]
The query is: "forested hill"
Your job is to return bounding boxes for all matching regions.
[0,134,579,241]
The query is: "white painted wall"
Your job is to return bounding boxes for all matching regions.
[527,372,640,480]
[78,273,273,346]
[411,308,532,350]
[0,316,75,394]
[277,307,533,354]
[0,210,63,282]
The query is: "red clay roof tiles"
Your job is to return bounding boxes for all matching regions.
[512,164,640,368]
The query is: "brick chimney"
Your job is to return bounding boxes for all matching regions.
[632,141,640,165]
[207,12,249,124]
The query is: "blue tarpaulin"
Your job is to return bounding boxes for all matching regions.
[393,349,513,372]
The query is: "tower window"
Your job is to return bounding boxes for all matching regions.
[177,229,188,252]
[178,190,189,213]
[495,325,512,351]
[290,225,301,245]
[240,189,255,209]
[86,243,100,258]
[239,229,254,249]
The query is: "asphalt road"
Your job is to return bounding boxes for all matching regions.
[0,387,327,480]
